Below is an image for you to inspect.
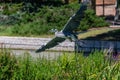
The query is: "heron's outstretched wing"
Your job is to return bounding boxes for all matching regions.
[36,37,65,53]
[62,2,87,33]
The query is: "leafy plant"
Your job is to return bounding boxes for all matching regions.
[0,2,109,36]
[0,49,120,80]
[2,3,23,15]
[0,49,18,79]
[78,9,109,31]
[10,3,79,36]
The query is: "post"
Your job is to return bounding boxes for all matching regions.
[75,40,79,53]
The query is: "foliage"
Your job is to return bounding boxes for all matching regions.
[0,49,18,79]
[0,0,77,5]
[0,3,23,25]
[118,0,120,7]
[78,9,109,31]
[0,2,109,36]
[0,49,120,79]
[2,3,23,15]
[11,3,79,36]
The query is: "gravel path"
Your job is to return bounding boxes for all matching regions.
[0,36,74,59]
[0,36,74,51]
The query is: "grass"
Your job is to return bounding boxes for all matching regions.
[78,27,120,40]
[0,25,13,36]
[0,26,119,38]
[0,49,120,80]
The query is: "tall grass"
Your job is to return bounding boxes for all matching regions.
[0,49,120,80]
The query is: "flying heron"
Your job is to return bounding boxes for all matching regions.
[36,1,88,53]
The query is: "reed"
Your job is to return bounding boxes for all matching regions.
[0,49,120,80]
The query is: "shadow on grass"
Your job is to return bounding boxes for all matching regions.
[83,29,120,41]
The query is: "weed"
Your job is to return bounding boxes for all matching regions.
[0,49,120,79]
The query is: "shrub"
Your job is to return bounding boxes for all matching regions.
[0,3,23,25]
[78,9,109,31]
[11,3,79,36]
[0,2,109,36]
[2,3,23,15]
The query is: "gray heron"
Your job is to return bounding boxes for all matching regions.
[36,1,88,53]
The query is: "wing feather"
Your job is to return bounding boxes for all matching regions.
[62,3,87,33]
[36,2,88,52]
[36,37,65,52]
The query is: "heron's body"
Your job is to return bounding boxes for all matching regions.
[55,31,65,38]
[36,1,89,53]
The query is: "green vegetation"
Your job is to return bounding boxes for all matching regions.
[78,9,109,31]
[0,1,108,36]
[78,27,118,40]
[0,49,120,80]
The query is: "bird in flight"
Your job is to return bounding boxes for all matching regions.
[36,1,88,53]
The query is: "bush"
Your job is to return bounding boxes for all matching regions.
[78,9,109,31]
[0,3,23,25]
[11,22,54,36]
[2,3,23,15]
[0,2,109,36]
[11,3,79,36]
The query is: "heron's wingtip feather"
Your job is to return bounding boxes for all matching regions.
[35,48,45,53]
